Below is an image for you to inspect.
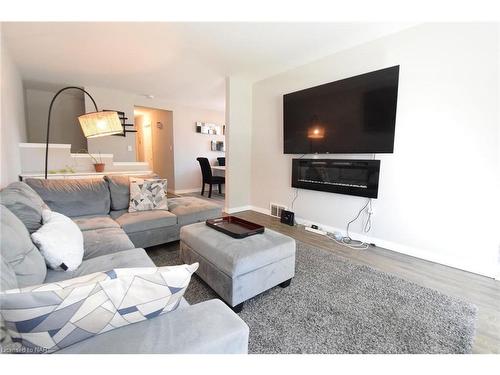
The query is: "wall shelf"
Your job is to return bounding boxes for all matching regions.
[104,110,138,137]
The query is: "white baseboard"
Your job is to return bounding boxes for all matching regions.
[249,206,271,215]
[225,205,253,214]
[247,205,497,278]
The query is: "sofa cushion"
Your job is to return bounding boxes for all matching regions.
[0,205,46,290]
[1,256,18,291]
[129,178,168,212]
[31,209,84,272]
[1,263,198,353]
[168,197,222,225]
[109,209,128,220]
[25,178,111,217]
[126,225,180,249]
[82,227,135,260]
[0,182,45,233]
[114,210,177,234]
[104,174,157,211]
[45,248,155,283]
[57,299,249,354]
[72,215,120,231]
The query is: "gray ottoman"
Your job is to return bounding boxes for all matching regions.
[180,222,296,312]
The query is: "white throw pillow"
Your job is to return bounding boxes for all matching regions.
[31,209,84,271]
[129,178,168,212]
[0,263,198,353]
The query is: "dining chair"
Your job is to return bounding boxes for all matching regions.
[196,157,225,198]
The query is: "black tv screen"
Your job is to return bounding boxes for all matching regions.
[283,66,399,154]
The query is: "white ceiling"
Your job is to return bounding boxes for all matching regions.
[2,22,415,111]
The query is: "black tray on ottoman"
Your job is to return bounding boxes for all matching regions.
[205,216,265,239]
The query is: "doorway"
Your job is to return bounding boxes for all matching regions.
[134,106,175,192]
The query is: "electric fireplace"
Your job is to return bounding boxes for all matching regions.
[291,159,380,198]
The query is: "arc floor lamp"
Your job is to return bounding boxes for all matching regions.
[44,86,123,179]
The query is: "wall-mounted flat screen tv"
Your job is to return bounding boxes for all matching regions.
[283,66,399,154]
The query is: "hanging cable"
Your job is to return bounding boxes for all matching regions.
[327,197,372,250]
[344,199,370,241]
[363,199,372,233]
[327,154,376,251]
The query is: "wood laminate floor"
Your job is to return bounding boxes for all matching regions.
[229,210,500,354]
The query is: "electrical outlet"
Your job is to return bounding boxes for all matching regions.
[305,226,327,236]
[127,145,133,152]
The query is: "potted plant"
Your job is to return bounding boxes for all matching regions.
[90,152,105,172]
[77,150,104,172]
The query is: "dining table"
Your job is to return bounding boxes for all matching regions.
[211,165,225,177]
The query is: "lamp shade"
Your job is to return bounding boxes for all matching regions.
[78,111,123,138]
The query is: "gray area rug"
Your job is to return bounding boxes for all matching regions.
[147,241,477,354]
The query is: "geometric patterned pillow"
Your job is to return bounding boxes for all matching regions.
[0,263,198,353]
[129,178,168,213]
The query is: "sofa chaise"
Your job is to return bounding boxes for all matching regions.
[0,177,249,354]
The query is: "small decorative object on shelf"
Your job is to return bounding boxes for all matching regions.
[48,165,76,175]
[93,163,105,173]
[211,140,225,152]
[196,122,223,135]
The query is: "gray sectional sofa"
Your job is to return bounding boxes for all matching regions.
[0,177,249,354]
[26,176,222,249]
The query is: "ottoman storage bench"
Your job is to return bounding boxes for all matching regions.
[180,222,296,312]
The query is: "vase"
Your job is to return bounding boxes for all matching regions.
[93,163,105,172]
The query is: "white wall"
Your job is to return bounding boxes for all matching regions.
[251,23,500,277]
[83,86,225,192]
[25,87,86,152]
[169,105,224,193]
[0,34,27,187]
[225,76,253,212]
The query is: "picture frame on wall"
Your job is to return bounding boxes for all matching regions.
[196,121,222,135]
[211,140,225,152]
